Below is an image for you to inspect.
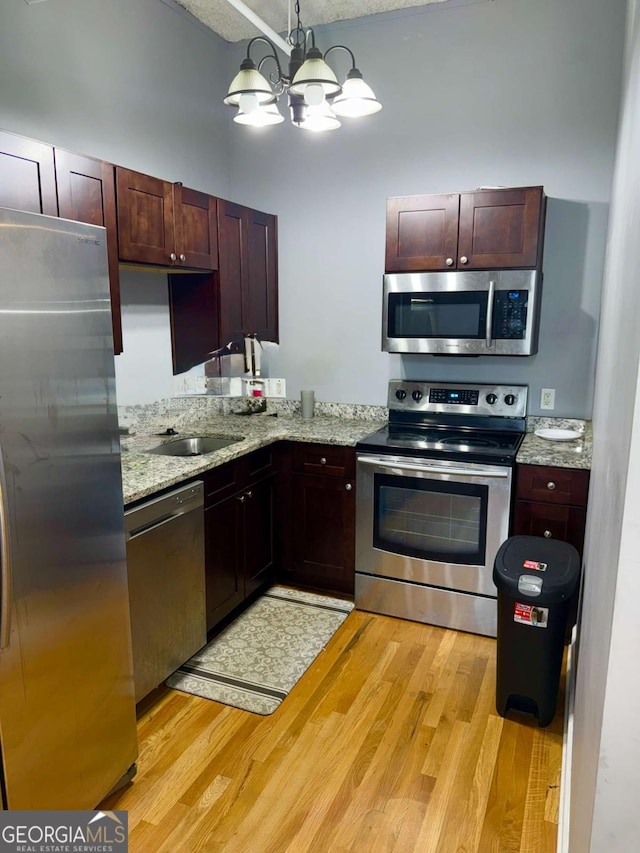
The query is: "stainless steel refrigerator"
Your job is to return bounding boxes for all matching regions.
[0,207,137,808]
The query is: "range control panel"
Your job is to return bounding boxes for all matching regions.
[388,381,528,419]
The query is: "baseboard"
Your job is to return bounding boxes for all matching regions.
[557,626,577,852]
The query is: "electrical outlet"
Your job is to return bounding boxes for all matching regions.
[265,378,286,398]
[540,388,555,410]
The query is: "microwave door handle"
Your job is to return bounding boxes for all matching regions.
[486,279,496,348]
[358,457,510,479]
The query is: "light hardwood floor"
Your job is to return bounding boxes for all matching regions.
[101,609,564,852]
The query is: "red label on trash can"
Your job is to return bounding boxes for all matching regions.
[523,559,547,572]
[514,602,549,628]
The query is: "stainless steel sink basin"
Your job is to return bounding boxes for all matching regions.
[146,437,243,457]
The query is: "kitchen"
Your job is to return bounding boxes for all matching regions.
[0,0,636,850]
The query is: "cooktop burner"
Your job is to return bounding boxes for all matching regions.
[356,381,528,466]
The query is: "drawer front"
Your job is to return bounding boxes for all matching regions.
[292,443,355,478]
[512,500,587,556]
[203,460,241,506]
[516,464,589,506]
[244,446,276,485]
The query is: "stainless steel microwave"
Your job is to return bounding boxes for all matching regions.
[382,270,542,356]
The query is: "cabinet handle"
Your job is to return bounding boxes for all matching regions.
[547,481,556,491]
[345,483,352,491]
[459,256,468,265]
[544,530,552,538]
[170,252,177,262]
[320,457,327,465]
[245,490,253,499]
[445,257,454,266]
[179,254,186,262]
[236,494,246,503]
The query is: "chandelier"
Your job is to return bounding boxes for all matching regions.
[223,0,382,132]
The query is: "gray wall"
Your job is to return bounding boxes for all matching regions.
[0,0,626,414]
[228,0,624,415]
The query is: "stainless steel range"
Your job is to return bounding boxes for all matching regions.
[355,380,527,637]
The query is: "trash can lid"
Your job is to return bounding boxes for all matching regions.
[493,535,581,604]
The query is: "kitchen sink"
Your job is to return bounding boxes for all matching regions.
[146,436,243,457]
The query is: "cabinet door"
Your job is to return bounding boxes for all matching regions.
[513,501,587,557]
[218,199,248,343]
[290,473,355,595]
[458,187,545,269]
[243,476,275,598]
[385,194,459,272]
[246,209,278,342]
[204,495,244,631]
[0,130,58,216]
[174,186,218,270]
[116,167,175,266]
[168,272,219,374]
[55,149,123,354]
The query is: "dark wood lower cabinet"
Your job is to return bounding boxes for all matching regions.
[289,473,355,595]
[203,451,276,632]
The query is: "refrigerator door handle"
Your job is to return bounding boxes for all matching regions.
[0,445,13,649]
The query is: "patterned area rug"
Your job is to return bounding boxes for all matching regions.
[166,586,354,715]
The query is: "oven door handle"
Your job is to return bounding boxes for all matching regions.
[357,456,511,478]
[486,278,496,348]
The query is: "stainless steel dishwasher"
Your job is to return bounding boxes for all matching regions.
[125,481,206,703]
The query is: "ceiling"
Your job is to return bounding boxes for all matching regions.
[175,0,448,43]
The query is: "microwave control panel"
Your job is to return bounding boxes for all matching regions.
[493,291,528,339]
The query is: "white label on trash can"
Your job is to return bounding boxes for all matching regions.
[514,602,549,628]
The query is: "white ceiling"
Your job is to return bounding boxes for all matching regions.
[175,0,448,43]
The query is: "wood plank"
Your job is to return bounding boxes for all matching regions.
[100,609,562,852]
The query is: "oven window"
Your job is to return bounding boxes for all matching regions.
[373,473,488,565]
[388,291,488,339]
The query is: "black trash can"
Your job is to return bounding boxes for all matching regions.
[493,535,580,727]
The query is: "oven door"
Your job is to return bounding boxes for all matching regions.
[356,453,512,596]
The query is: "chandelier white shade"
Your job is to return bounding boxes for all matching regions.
[223,2,382,133]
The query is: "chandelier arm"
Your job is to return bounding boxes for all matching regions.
[323,44,357,71]
[246,36,284,80]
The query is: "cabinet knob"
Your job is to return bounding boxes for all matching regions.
[445,257,454,267]
[236,494,246,503]
[170,252,177,261]
[544,530,552,538]
[459,256,468,265]
[179,254,186,262]
[547,481,556,491]
[320,457,327,465]
[245,490,253,499]
[345,483,352,491]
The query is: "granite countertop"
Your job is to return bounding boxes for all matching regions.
[121,409,593,506]
[518,419,592,471]
[121,412,387,505]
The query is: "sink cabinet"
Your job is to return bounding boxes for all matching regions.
[385,186,546,272]
[0,130,123,353]
[116,167,218,270]
[279,443,356,596]
[203,446,276,631]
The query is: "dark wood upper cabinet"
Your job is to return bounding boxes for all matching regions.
[168,272,219,374]
[386,186,546,272]
[0,130,58,216]
[55,149,123,354]
[218,199,279,344]
[116,168,217,271]
[386,193,459,272]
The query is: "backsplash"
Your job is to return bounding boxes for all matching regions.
[118,396,389,434]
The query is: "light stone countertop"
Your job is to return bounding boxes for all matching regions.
[121,412,387,505]
[121,410,593,506]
